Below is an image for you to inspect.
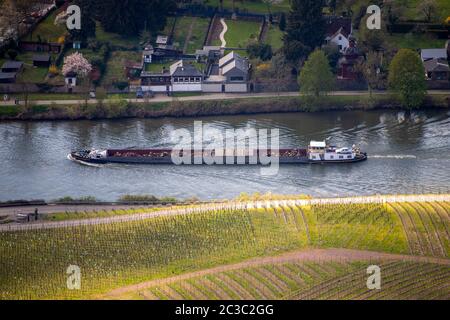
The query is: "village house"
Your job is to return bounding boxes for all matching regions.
[324,16,352,53]
[1,61,23,73]
[140,69,172,93]
[141,60,203,93]
[140,51,250,94]
[0,60,23,84]
[423,58,450,81]
[0,72,17,84]
[65,71,77,87]
[202,52,250,93]
[32,54,51,67]
[171,60,203,92]
[420,48,448,62]
[420,48,449,81]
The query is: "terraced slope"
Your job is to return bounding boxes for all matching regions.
[0,201,448,299]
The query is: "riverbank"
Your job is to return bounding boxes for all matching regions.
[0,93,448,121]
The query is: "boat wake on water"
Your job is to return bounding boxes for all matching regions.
[67,154,104,168]
[369,155,417,159]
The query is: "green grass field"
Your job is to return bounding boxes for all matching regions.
[224,20,261,49]
[265,25,284,50]
[386,33,447,50]
[205,0,290,14]
[0,200,448,299]
[171,16,210,53]
[102,51,142,85]
[95,22,139,49]
[24,9,67,42]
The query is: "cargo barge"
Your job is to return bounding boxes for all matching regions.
[69,141,367,165]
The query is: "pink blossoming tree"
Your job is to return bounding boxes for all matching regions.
[62,52,92,77]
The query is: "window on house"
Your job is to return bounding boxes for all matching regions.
[339,156,344,159]
[330,156,334,159]
[174,78,178,83]
[339,45,342,50]
[195,77,201,82]
[230,76,244,81]
[190,77,195,82]
[347,155,352,159]
[184,77,189,82]
[339,36,342,40]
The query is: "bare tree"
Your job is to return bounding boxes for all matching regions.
[419,0,437,22]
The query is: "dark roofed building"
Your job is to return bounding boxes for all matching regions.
[32,54,51,67]
[1,61,23,73]
[0,72,17,83]
[170,60,203,92]
[325,16,352,39]
[423,58,450,81]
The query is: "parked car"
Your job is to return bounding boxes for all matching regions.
[136,89,144,99]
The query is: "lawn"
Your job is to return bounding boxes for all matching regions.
[95,22,140,49]
[170,16,210,53]
[185,17,211,53]
[403,0,450,21]
[145,61,174,72]
[265,24,284,50]
[386,33,447,50]
[24,9,67,42]
[205,0,290,14]
[102,51,142,85]
[14,52,54,84]
[65,48,99,62]
[224,19,261,49]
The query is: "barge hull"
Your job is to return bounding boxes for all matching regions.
[70,153,367,165]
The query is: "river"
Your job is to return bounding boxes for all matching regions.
[0,109,449,201]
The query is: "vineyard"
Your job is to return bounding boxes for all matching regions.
[0,200,448,300]
[119,260,449,300]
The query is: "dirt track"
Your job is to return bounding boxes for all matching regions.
[1,194,448,232]
[101,248,450,299]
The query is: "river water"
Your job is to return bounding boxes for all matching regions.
[0,109,449,201]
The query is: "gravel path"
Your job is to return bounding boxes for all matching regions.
[1,194,448,232]
[101,248,450,299]
[219,18,228,48]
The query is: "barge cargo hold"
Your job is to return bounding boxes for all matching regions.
[69,141,368,165]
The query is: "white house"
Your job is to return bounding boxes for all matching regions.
[324,16,352,52]
[65,71,77,87]
[140,60,203,93]
[170,60,203,92]
[203,52,250,93]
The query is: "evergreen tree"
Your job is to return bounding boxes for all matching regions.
[279,12,286,31]
[283,0,326,63]
[70,0,96,42]
[96,0,175,36]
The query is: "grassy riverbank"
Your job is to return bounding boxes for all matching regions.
[0,94,448,121]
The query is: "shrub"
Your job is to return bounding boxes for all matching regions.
[7,49,18,60]
[247,43,273,61]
